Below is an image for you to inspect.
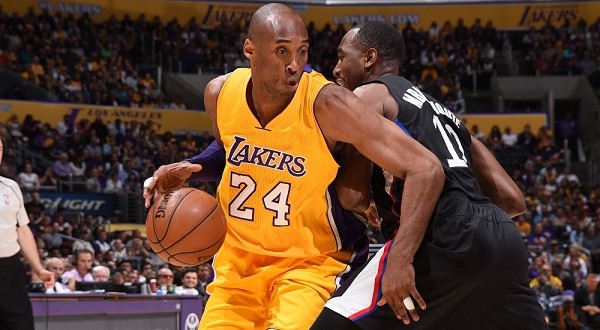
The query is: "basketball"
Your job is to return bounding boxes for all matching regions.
[146,187,226,267]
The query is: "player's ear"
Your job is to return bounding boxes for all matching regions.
[243,39,254,60]
[365,48,377,70]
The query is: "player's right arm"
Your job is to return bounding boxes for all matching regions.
[143,74,230,208]
[470,136,526,217]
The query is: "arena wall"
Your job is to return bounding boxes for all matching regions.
[1,0,599,30]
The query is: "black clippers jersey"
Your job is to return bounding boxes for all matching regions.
[368,75,488,239]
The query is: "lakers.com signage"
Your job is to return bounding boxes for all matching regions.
[0,100,213,135]
[0,0,598,30]
[39,192,116,217]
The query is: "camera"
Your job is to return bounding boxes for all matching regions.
[28,281,45,293]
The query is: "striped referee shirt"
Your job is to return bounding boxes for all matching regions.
[0,176,30,257]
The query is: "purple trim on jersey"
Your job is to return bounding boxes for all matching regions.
[304,64,313,73]
[341,234,370,283]
[327,185,368,250]
[186,140,226,182]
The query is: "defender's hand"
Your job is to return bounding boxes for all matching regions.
[377,260,426,325]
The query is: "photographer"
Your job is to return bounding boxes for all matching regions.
[531,268,563,324]
[575,273,600,328]
[557,290,585,330]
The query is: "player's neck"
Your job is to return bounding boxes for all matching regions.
[367,65,399,82]
[247,80,293,127]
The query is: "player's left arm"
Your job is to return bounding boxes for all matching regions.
[470,136,526,217]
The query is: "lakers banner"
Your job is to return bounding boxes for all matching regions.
[0,100,212,135]
[0,0,598,30]
[460,113,547,137]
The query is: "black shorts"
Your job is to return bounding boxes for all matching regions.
[312,192,548,330]
[0,253,34,330]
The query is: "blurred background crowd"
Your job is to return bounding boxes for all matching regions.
[0,4,599,329]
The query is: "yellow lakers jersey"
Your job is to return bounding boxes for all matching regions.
[216,68,340,258]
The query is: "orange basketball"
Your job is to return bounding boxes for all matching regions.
[146,187,226,267]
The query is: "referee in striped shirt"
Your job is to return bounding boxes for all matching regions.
[0,137,53,330]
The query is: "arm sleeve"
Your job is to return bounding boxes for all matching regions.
[16,183,30,227]
[185,140,226,182]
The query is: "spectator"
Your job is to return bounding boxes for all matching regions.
[196,262,212,294]
[557,166,581,186]
[118,259,133,276]
[157,267,175,293]
[141,262,156,280]
[52,152,73,179]
[575,273,600,328]
[24,190,45,225]
[69,155,86,178]
[41,258,71,293]
[42,222,63,250]
[470,124,485,141]
[91,265,111,282]
[111,239,128,261]
[112,271,125,286]
[487,124,503,149]
[537,126,554,150]
[17,163,41,191]
[93,230,111,254]
[62,249,94,288]
[501,126,518,147]
[85,167,103,193]
[56,114,75,136]
[4,115,23,142]
[169,97,186,109]
[39,166,58,189]
[127,238,149,261]
[582,225,600,273]
[564,244,589,280]
[557,290,585,330]
[71,228,94,254]
[104,171,124,194]
[557,112,579,161]
[517,124,538,152]
[528,222,553,253]
[176,269,199,295]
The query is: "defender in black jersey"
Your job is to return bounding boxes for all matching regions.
[311,21,547,329]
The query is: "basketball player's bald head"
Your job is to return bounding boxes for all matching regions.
[247,3,304,42]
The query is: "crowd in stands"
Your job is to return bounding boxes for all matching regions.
[0,6,186,109]
[2,7,598,111]
[465,120,600,328]
[0,7,506,111]
[517,18,600,86]
[1,6,600,329]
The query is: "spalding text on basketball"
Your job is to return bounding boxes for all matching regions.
[154,190,174,218]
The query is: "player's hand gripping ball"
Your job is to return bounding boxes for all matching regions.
[146,187,226,266]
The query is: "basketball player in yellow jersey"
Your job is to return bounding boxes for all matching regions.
[143,3,444,329]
